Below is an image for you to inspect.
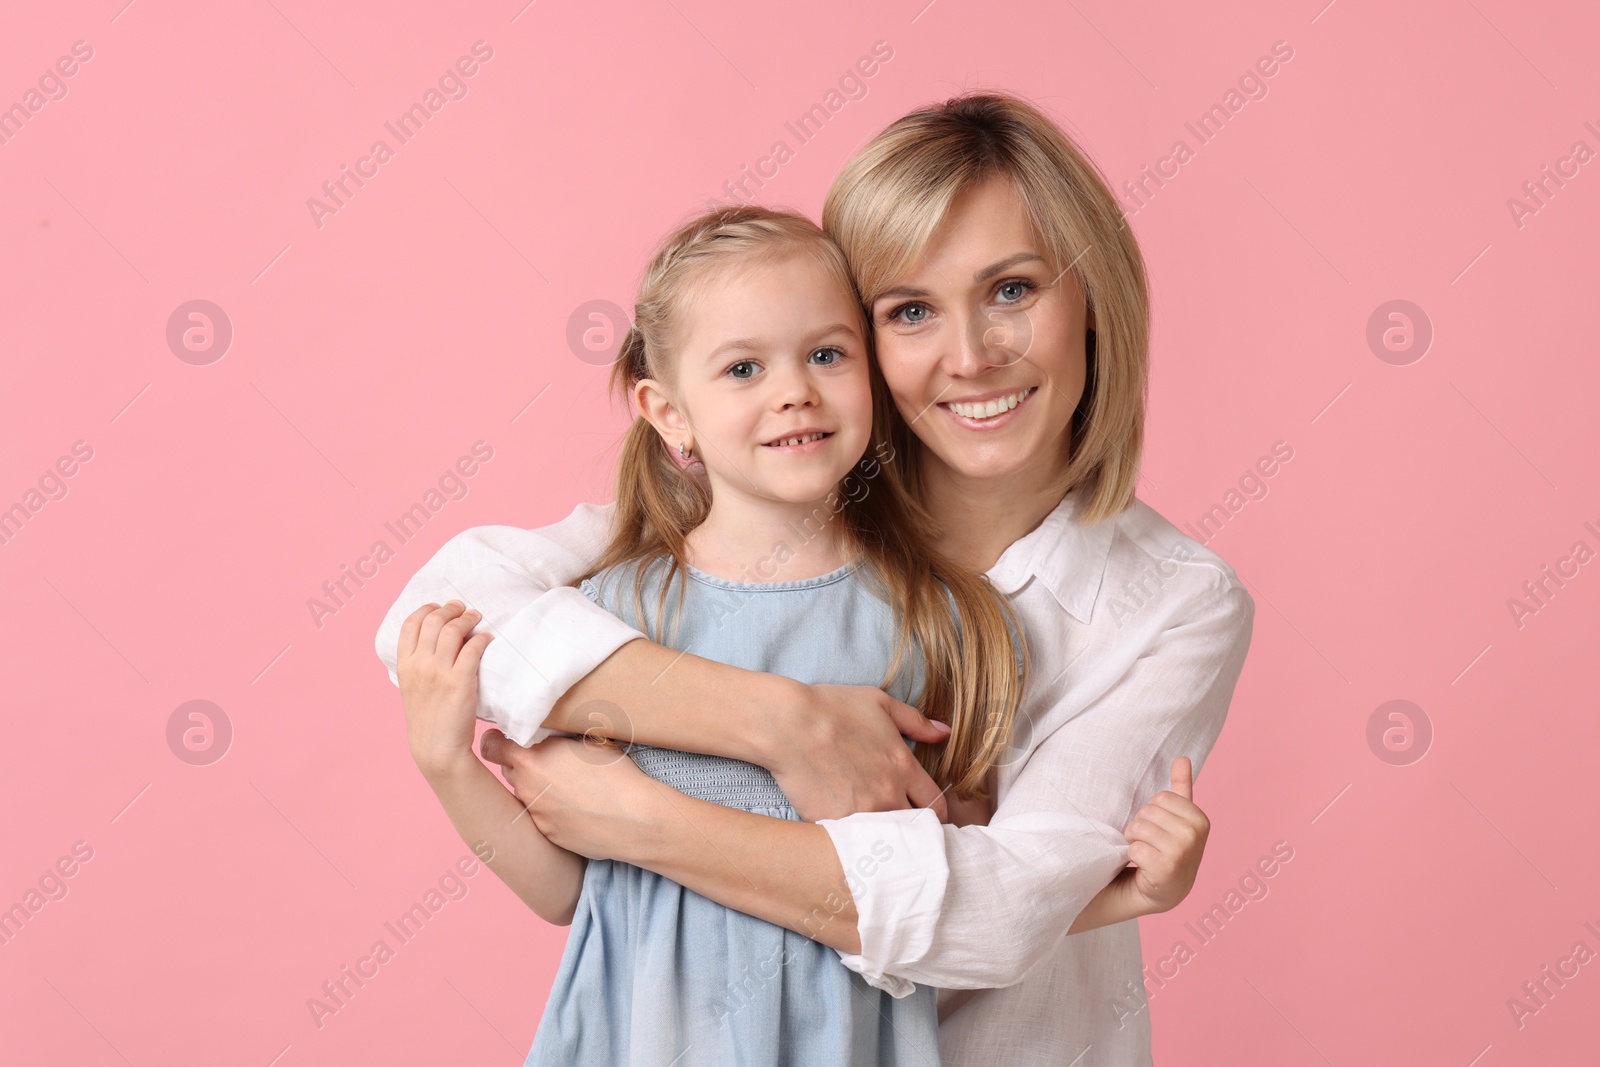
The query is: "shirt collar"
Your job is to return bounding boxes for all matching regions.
[985,490,1116,623]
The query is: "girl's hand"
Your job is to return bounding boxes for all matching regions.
[478,731,661,861]
[1119,756,1210,915]
[397,600,494,781]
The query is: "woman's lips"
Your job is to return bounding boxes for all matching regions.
[939,386,1036,430]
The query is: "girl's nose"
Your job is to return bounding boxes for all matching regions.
[772,364,822,409]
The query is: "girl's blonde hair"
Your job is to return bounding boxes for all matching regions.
[823,90,1150,524]
[582,204,1025,799]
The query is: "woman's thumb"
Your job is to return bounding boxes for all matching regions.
[1170,755,1194,799]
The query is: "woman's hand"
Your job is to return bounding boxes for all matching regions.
[397,600,494,781]
[764,683,954,823]
[1118,756,1210,915]
[478,730,663,861]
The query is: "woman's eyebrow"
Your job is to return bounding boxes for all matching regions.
[973,253,1045,283]
[874,284,931,303]
[874,253,1047,303]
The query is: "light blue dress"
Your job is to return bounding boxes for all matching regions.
[524,554,941,1067]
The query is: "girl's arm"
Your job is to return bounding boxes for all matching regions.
[374,507,954,821]
[398,602,584,924]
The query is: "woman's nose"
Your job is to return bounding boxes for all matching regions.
[937,310,997,378]
[979,304,1034,369]
[940,307,1033,376]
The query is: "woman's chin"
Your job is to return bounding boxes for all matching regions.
[917,415,1072,489]
[932,437,1034,476]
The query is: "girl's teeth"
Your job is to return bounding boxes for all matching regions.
[772,432,826,447]
[945,387,1034,420]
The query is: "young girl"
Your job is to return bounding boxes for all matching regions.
[395,206,1186,1063]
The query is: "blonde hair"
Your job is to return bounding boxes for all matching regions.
[582,204,1025,799]
[823,90,1150,524]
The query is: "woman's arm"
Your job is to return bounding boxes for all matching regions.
[398,602,584,924]
[484,570,1252,992]
[550,653,953,819]
[478,737,1196,950]
[373,503,641,748]
[374,506,953,820]
[817,575,1254,990]
[473,734,882,951]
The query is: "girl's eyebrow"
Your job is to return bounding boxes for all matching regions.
[705,337,764,362]
[808,322,861,344]
[704,322,859,363]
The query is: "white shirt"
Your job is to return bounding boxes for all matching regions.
[373,492,1254,1066]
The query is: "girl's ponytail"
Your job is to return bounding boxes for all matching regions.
[593,414,711,644]
[616,323,649,387]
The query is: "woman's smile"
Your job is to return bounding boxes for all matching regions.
[938,385,1037,429]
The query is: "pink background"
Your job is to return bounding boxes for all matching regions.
[3,1,1597,1063]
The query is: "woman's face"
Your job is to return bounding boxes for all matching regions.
[868,175,1092,488]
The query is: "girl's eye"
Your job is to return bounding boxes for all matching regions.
[809,346,845,365]
[997,279,1037,303]
[727,360,759,380]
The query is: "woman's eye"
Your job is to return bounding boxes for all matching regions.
[997,279,1036,303]
[809,346,845,365]
[888,302,929,324]
[727,360,758,380]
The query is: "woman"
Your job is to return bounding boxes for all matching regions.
[376,91,1254,1066]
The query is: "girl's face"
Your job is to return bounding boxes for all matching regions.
[637,251,873,511]
[869,175,1093,488]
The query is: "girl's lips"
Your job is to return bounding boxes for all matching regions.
[762,431,833,453]
[939,386,1036,431]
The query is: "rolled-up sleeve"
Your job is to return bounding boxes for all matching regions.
[819,574,1254,992]
[373,501,646,746]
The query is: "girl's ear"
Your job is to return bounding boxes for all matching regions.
[634,378,691,445]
